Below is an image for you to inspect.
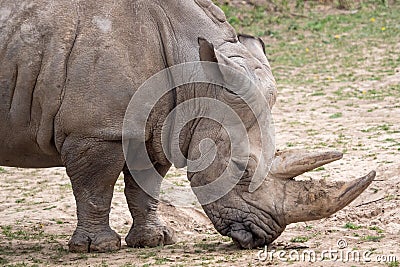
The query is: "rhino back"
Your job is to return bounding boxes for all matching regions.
[54,0,236,154]
[0,0,174,167]
[54,1,169,149]
[0,0,240,167]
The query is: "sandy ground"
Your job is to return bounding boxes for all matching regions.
[1,69,399,266]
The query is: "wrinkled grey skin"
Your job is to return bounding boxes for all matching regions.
[0,0,375,252]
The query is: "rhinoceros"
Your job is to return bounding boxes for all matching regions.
[0,0,375,252]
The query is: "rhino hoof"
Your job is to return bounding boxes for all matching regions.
[126,224,176,247]
[69,229,121,253]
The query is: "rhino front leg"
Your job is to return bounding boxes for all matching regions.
[123,164,176,247]
[61,137,125,253]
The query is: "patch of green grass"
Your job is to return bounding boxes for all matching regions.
[387,261,399,267]
[194,241,220,252]
[290,236,309,243]
[310,91,326,96]
[0,245,15,256]
[215,1,400,92]
[361,124,393,133]
[286,142,295,147]
[313,167,326,172]
[49,244,69,261]
[0,225,66,242]
[50,218,64,225]
[15,199,25,204]
[172,181,185,187]
[139,251,157,259]
[369,226,384,234]
[59,183,72,190]
[154,257,168,264]
[165,172,183,179]
[0,167,6,173]
[42,205,57,211]
[344,222,362,230]
[77,253,88,260]
[361,235,384,242]
[0,257,9,265]
[333,85,400,101]
[386,195,397,201]
[3,263,32,267]
[329,112,343,119]
[378,124,390,131]
[2,226,28,240]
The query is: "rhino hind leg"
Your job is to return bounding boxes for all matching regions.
[123,165,176,247]
[61,137,125,253]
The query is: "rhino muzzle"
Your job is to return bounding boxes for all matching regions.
[198,149,375,249]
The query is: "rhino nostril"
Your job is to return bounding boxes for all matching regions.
[229,222,266,249]
[230,229,253,249]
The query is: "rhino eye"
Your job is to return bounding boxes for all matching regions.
[232,157,257,183]
[243,167,254,179]
[233,160,246,172]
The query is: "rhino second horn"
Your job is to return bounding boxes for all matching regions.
[269,149,343,179]
[283,170,376,224]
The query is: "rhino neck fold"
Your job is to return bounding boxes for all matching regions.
[144,0,240,168]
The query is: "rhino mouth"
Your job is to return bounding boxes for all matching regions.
[205,199,285,249]
[229,222,266,249]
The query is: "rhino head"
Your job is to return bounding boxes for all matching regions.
[184,34,376,249]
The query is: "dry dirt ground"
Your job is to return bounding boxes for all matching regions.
[1,6,400,267]
[1,73,399,267]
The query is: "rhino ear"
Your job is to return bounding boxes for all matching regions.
[198,37,245,79]
[198,37,226,84]
[198,37,249,93]
[199,37,218,63]
[238,34,265,54]
[198,37,239,69]
[238,34,270,66]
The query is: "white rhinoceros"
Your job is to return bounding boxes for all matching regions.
[0,0,375,252]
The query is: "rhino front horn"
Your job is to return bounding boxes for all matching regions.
[283,170,376,224]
